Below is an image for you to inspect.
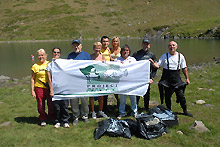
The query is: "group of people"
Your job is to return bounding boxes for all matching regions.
[30,36,193,128]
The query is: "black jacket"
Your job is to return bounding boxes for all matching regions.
[132,49,157,79]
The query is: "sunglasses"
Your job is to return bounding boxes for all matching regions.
[53,51,60,54]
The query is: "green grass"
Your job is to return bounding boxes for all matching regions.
[0,0,220,40]
[0,62,220,146]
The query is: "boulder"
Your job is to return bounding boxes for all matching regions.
[190,120,210,133]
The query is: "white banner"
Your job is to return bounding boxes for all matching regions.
[52,59,150,100]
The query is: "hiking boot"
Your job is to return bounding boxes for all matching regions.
[73,118,79,125]
[184,111,193,117]
[64,123,70,128]
[98,111,108,118]
[82,116,89,123]
[40,121,46,127]
[54,122,60,128]
[91,111,97,119]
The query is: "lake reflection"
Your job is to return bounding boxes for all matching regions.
[0,39,219,78]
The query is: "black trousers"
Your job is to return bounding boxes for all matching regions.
[136,86,150,111]
[53,100,70,123]
[164,86,187,112]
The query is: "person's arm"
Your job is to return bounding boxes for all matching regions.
[31,71,36,99]
[47,71,54,97]
[102,55,106,63]
[182,67,190,85]
[149,58,160,69]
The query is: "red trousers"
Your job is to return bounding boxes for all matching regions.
[35,87,55,121]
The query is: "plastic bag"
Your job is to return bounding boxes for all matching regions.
[94,118,132,140]
[136,113,169,140]
[148,105,178,127]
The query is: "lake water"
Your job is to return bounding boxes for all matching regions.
[0,39,220,79]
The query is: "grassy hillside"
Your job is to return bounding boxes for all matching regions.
[0,0,220,40]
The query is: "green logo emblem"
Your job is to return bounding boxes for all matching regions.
[80,64,128,92]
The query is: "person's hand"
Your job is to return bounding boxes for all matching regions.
[149,59,155,64]
[31,91,36,99]
[121,61,124,64]
[148,79,153,84]
[186,79,190,85]
[50,90,54,97]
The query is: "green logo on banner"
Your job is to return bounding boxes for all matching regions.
[80,64,128,92]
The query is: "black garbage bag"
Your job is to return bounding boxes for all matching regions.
[148,105,178,127]
[94,118,132,140]
[136,113,169,140]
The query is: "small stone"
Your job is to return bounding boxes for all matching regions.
[208,88,215,91]
[0,101,3,104]
[196,100,206,105]
[190,120,210,133]
[176,131,184,135]
[0,121,11,127]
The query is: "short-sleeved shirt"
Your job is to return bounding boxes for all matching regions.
[101,48,111,61]
[114,56,136,64]
[158,52,187,70]
[67,51,91,60]
[31,61,50,88]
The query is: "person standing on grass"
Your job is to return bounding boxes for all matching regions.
[89,42,108,119]
[150,41,193,117]
[31,49,55,126]
[110,36,121,107]
[67,39,91,125]
[46,47,70,128]
[132,39,157,112]
[100,36,111,111]
[114,44,137,119]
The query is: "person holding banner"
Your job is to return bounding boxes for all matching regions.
[150,41,193,117]
[47,47,70,128]
[31,49,55,126]
[133,39,157,112]
[89,42,108,119]
[67,39,91,125]
[110,36,121,107]
[115,44,138,119]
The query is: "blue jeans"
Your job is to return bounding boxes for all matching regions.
[119,94,137,116]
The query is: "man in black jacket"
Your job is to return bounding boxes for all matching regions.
[133,39,157,112]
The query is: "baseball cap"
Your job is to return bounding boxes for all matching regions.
[142,39,150,44]
[72,39,81,44]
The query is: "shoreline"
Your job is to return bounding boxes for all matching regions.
[0,37,219,44]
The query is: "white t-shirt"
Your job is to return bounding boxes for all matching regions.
[157,52,187,70]
[114,56,136,64]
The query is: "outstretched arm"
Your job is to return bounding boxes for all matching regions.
[182,67,190,85]
[149,58,160,69]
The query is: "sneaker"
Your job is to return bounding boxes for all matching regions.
[64,123,69,128]
[117,115,125,120]
[54,122,60,128]
[132,113,138,118]
[184,111,193,117]
[82,116,89,123]
[98,111,108,118]
[73,118,79,125]
[91,111,97,119]
[40,121,46,126]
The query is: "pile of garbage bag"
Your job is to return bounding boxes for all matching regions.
[94,105,178,140]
